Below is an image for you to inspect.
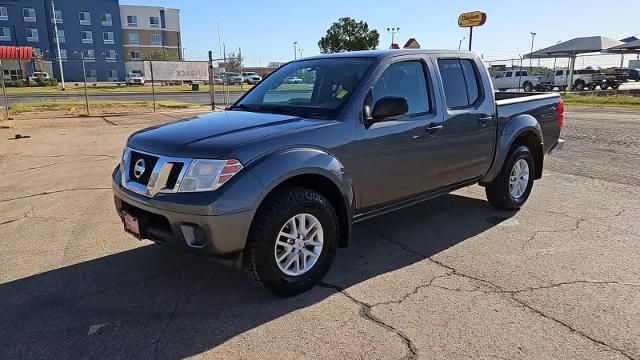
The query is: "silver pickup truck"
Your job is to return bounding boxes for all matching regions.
[113,50,564,296]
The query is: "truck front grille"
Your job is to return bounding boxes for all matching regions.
[121,148,192,197]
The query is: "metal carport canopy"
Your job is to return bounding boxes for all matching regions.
[524,36,624,90]
[607,39,640,53]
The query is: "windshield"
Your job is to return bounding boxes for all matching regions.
[234,57,375,118]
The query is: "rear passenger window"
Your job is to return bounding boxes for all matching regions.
[505,71,513,77]
[372,61,429,115]
[438,59,483,109]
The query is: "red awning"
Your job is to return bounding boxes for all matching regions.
[0,46,33,59]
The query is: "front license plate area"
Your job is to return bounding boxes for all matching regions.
[123,211,141,240]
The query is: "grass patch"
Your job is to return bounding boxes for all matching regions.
[5,84,253,95]
[562,93,640,109]
[9,100,197,114]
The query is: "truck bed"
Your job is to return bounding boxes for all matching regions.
[495,91,562,154]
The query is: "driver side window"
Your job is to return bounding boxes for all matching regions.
[371,61,430,116]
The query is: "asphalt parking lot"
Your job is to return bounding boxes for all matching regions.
[0,106,638,359]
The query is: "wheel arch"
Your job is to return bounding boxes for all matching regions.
[480,114,543,184]
[247,147,354,248]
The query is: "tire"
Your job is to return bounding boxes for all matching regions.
[245,187,338,296]
[600,83,609,90]
[575,81,585,91]
[485,145,535,210]
[523,82,533,92]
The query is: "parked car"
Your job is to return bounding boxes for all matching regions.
[491,70,540,92]
[284,76,303,84]
[113,50,564,296]
[538,69,597,91]
[222,72,243,85]
[628,68,640,82]
[125,72,145,86]
[592,70,628,90]
[242,72,262,84]
[28,71,51,83]
[212,75,224,84]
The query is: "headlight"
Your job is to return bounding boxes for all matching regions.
[179,159,243,192]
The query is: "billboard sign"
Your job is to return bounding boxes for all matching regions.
[143,61,209,81]
[458,11,487,28]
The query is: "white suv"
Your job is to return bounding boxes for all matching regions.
[242,72,262,84]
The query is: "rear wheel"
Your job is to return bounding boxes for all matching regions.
[523,82,533,92]
[486,145,535,210]
[245,187,338,296]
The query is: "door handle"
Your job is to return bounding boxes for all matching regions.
[478,115,492,126]
[426,122,443,136]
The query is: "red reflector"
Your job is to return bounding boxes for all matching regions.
[557,99,564,129]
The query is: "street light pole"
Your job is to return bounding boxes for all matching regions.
[298,48,303,59]
[458,37,466,51]
[74,51,89,115]
[293,42,298,60]
[387,27,399,48]
[529,32,536,71]
[51,1,65,90]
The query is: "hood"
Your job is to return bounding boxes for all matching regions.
[127,110,328,159]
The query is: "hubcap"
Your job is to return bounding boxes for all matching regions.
[274,213,323,276]
[509,159,530,200]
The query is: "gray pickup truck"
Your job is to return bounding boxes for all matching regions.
[113,50,564,296]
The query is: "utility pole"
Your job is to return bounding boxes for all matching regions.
[529,32,536,71]
[298,48,303,59]
[51,1,65,90]
[12,25,24,81]
[293,42,298,60]
[458,37,466,50]
[208,50,215,110]
[387,27,399,48]
[73,51,89,115]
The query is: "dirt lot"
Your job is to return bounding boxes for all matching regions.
[0,106,639,359]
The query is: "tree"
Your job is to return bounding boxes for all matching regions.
[318,17,379,53]
[144,48,178,61]
[224,51,243,73]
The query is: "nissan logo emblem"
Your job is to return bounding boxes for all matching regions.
[133,159,146,179]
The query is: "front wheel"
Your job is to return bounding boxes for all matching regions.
[600,83,609,90]
[245,187,338,296]
[485,145,535,210]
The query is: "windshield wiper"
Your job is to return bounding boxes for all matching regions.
[227,103,253,111]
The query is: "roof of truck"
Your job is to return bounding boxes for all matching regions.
[302,49,476,60]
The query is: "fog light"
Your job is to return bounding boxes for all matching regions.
[181,223,206,248]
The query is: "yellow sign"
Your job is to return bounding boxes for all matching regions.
[458,11,487,27]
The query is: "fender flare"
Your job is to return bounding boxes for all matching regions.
[245,146,354,246]
[480,114,543,185]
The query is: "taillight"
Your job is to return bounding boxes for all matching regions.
[557,99,564,129]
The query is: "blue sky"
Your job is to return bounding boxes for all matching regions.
[124,0,639,67]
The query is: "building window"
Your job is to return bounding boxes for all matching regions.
[81,30,93,44]
[56,29,65,43]
[23,8,36,22]
[79,11,90,25]
[128,32,139,45]
[56,48,67,61]
[4,69,23,81]
[51,10,62,24]
[103,31,114,44]
[151,33,162,46]
[105,49,116,61]
[101,12,112,26]
[26,28,39,42]
[85,69,97,81]
[0,27,10,41]
[0,7,8,21]
[130,51,140,60]
[150,16,160,28]
[107,69,118,81]
[83,49,95,61]
[127,15,137,27]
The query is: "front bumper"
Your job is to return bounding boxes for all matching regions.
[113,171,256,256]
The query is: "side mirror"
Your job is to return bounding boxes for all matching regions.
[371,96,409,121]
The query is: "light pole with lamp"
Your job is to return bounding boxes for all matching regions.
[458,37,466,50]
[387,27,399,48]
[72,51,89,115]
[298,48,303,59]
[51,1,65,90]
[529,32,536,71]
[293,42,298,60]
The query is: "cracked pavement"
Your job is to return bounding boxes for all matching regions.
[0,106,639,359]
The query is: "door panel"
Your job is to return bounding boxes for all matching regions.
[350,58,445,210]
